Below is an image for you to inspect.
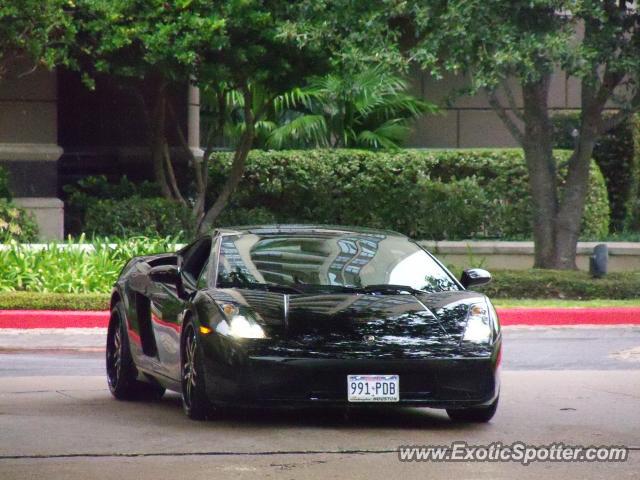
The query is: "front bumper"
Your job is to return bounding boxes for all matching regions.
[200,336,500,408]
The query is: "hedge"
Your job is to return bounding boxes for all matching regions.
[64,175,193,239]
[476,269,640,300]
[208,149,610,240]
[553,112,640,232]
[0,291,109,311]
[84,196,195,238]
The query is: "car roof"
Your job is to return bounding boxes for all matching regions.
[214,224,408,238]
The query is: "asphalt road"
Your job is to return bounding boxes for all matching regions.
[1,326,639,479]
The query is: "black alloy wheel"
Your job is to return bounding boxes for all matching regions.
[181,322,212,420]
[106,301,165,400]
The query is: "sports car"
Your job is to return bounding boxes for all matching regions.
[106,225,501,422]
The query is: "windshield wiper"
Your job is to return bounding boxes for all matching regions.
[360,284,427,295]
[294,284,428,295]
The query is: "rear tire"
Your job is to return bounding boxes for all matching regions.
[446,396,499,423]
[106,301,165,401]
[181,321,212,420]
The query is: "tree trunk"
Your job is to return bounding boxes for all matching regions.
[163,140,187,206]
[148,81,174,200]
[194,89,228,223]
[521,76,560,268]
[198,86,255,233]
[519,74,603,270]
[553,89,602,269]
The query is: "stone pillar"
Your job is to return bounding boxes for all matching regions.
[0,63,63,240]
[187,84,203,158]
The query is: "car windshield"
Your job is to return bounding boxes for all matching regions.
[215,231,459,293]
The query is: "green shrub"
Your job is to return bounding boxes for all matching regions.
[84,196,195,239]
[63,175,159,235]
[0,199,38,243]
[208,149,610,240]
[0,167,38,243]
[553,112,640,232]
[0,291,109,311]
[476,269,640,300]
[0,237,181,293]
[215,206,278,227]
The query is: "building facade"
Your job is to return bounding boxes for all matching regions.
[407,71,582,148]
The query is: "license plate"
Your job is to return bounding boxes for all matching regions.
[347,375,399,402]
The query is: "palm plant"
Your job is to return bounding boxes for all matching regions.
[270,66,434,149]
[204,67,435,150]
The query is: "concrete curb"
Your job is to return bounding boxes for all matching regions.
[1,308,640,328]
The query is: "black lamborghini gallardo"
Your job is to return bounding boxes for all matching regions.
[106,225,501,422]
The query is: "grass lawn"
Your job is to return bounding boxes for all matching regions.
[0,291,637,311]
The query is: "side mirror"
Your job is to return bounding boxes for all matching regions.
[460,268,492,289]
[149,265,181,286]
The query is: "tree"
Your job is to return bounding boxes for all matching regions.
[0,1,72,82]
[392,0,640,269]
[192,1,331,230]
[67,1,332,229]
[67,0,227,217]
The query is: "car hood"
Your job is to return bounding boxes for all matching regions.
[208,288,493,359]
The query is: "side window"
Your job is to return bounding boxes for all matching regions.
[181,237,212,287]
[216,235,257,286]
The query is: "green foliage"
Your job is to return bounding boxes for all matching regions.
[0,236,181,293]
[0,291,109,311]
[215,206,277,228]
[69,1,331,92]
[208,149,609,240]
[270,66,433,149]
[0,0,75,78]
[387,2,640,96]
[0,167,38,243]
[64,175,192,239]
[553,112,640,232]
[63,175,158,234]
[84,197,195,239]
[64,175,158,200]
[67,0,227,84]
[0,199,38,243]
[211,66,434,150]
[476,269,640,300]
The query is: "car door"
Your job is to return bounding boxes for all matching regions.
[148,235,213,380]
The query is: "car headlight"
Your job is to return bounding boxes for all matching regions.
[462,301,496,344]
[214,302,267,339]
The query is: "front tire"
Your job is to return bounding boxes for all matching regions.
[446,396,499,423]
[181,321,212,420]
[106,301,165,401]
